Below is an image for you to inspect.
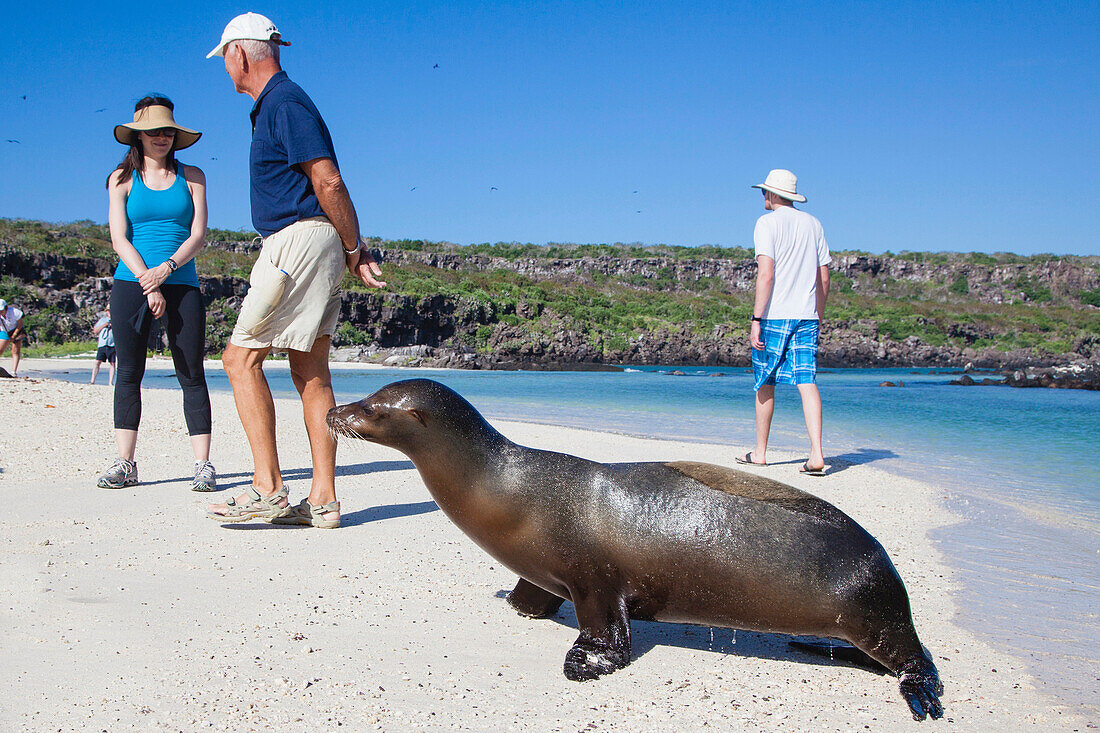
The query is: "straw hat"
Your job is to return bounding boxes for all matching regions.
[751,169,807,203]
[113,105,201,151]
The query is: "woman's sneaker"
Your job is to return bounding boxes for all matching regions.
[97,458,138,489]
[192,460,217,492]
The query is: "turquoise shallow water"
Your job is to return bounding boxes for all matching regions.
[58,363,1100,712]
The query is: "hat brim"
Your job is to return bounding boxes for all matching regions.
[207,37,291,58]
[114,124,202,151]
[752,183,806,203]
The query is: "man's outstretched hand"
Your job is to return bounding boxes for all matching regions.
[346,245,387,288]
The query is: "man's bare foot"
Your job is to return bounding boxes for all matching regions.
[735,451,767,466]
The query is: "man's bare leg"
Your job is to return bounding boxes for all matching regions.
[797,382,825,470]
[209,342,285,513]
[752,384,775,464]
[11,340,20,376]
[287,336,339,522]
[91,361,102,384]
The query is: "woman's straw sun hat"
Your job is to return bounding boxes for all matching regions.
[751,169,807,203]
[114,105,201,151]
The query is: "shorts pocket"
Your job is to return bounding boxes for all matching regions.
[236,255,291,336]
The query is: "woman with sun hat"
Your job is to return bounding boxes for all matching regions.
[98,95,216,493]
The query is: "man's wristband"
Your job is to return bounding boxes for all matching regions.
[163,258,178,273]
[343,242,360,255]
[750,315,763,322]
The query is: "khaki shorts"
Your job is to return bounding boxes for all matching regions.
[230,217,345,353]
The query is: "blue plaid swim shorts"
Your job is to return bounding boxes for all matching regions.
[752,319,820,391]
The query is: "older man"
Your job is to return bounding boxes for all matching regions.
[737,169,831,475]
[206,13,385,528]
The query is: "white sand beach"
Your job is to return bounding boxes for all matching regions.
[0,359,1089,731]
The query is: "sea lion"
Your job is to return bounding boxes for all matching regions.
[328,379,944,721]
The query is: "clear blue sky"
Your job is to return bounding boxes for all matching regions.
[2,1,1098,255]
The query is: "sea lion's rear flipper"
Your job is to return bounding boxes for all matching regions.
[898,654,944,721]
[507,578,565,618]
[788,640,889,673]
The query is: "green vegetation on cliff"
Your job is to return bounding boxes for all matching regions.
[2,218,1097,364]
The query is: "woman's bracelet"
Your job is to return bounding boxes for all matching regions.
[163,258,179,272]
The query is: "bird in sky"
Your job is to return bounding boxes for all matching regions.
[433,63,439,69]
[490,186,498,191]
[94,108,107,113]
[6,139,20,144]
[21,95,26,100]
[633,190,638,194]
[210,157,218,161]
[410,186,417,191]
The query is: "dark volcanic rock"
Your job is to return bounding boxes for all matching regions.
[1003,363,1100,390]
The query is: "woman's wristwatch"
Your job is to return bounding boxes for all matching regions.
[163,258,178,273]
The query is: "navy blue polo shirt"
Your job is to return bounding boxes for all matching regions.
[249,71,339,237]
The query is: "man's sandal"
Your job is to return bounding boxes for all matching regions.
[271,499,341,529]
[207,485,291,522]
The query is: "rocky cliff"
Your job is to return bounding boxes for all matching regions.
[2,227,1098,375]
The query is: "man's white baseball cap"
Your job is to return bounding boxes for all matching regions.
[207,12,291,59]
[751,169,807,203]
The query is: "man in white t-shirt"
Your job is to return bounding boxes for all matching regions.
[0,298,26,377]
[735,169,831,475]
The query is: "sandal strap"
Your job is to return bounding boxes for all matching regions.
[310,500,340,516]
[221,486,287,514]
[258,485,288,505]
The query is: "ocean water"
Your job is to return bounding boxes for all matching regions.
[56,363,1100,712]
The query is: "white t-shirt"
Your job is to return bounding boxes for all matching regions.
[0,306,23,332]
[753,206,832,320]
[95,316,114,348]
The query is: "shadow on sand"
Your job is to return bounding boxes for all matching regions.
[490,589,887,674]
[137,459,415,489]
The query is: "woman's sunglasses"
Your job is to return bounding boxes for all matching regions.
[142,128,177,138]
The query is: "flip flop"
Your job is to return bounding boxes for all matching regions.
[800,462,826,476]
[735,452,765,466]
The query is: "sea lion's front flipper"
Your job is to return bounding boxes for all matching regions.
[563,588,631,681]
[506,578,566,618]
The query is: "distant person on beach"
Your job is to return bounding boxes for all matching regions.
[0,298,26,376]
[91,308,116,385]
[205,13,386,528]
[98,96,217,493]
[736,169,831,475]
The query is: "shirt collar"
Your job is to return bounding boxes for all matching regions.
[250,70,290,128]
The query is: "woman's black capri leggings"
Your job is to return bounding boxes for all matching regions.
[110,279,211,435]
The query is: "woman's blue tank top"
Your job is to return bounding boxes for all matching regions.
[113,167,200,287]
